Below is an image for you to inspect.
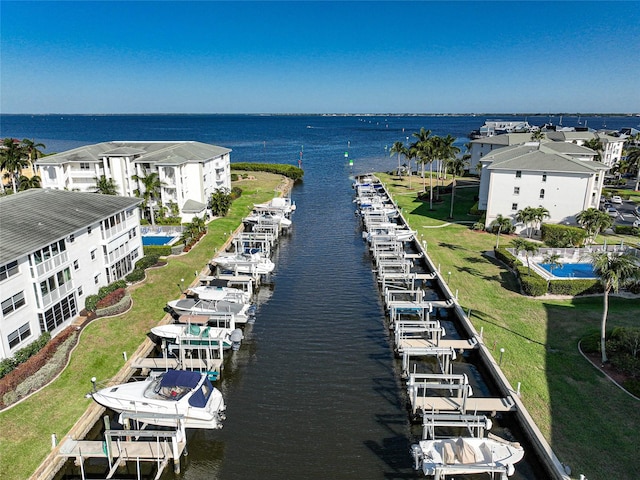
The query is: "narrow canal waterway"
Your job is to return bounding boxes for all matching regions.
[180,170,413,479]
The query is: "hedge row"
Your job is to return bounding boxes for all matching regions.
[143,245,172,256]
[85,280,127,312]
[232,163,304,181]
[614,225,640,236]
[0,332,51,379]
[547,278,602,296]
[95,292,132,317]
[516,265,548,296]
[541,223,587,247]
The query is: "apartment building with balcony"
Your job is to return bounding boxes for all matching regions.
[0,189,143,360]
[35,141,231,221]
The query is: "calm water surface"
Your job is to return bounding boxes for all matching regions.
[3,114,633,479]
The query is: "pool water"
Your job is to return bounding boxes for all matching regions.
[142,235,178,246]
[538,262,597,278]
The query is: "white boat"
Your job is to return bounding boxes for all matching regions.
[166,297,254,324]
[89,369,226,429]
[243,210,292,228]
[253,196,296,216]
[410,414,524,479]
[187,284,251,304]
[151,323,243,350]
[211,252,275,275]
[411,435,524,478]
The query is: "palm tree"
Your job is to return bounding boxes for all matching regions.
[447,155,468,219]
[623,146,640,191]
[531,207,550,237]
[411,128,434,198]
[0,138,30,193]
[576,207,613,244]
[389,141,408,179]
[515,207,535,238]
[542,253,563,275]
[17,174,41,191]
[437,134,460,192]
[132,168,165,225]
[510,238,539,275]
[94,175,119,195]
[490,214,513,248]
[583,138,604,162]
[530,130,545,141]
[406,144,419,190]
[20,138,45,164]
[588,252,640,364]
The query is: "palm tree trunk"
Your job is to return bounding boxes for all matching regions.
[601,287,610,364]
[449,177,456,219]
[429,163,434,210]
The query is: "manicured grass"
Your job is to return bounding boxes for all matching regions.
[377,173,640,479]
[0,172,286,480]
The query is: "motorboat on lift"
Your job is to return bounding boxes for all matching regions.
[187,283,251,304]
[253,196,296,216]
[88,369,226,429]
[211,251,275,275]
[410,414,524,478]
[243,210,292,229]
[150,323,243,350]
[166,296,254,324]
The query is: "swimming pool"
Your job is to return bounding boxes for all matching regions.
[142,235,179,246]
[538,262,597,279]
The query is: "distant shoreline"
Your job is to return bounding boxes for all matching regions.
[1,112,638,117]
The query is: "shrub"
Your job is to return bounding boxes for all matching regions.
[0,332,51,380]
[614,225,640,236]
[623,379,640,397]
[494,247,517,268]
[547,279,602,296]
[232,163,304,181]
[580,332,601,353]
[541,224,587,247]
[469,202,483,216]
[230,186,242,199]
[95,288,126,309]
[472,222,485,231]
[230,173,239,181]
[126,269,145,283]
[516,265,548,296]
[85,294,100,312]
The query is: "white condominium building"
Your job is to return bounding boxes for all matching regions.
[0,189,143,360]
[35,141,232,221]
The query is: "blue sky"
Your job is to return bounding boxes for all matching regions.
[1,1,639,114]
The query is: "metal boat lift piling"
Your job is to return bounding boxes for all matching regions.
[56,414,187,480]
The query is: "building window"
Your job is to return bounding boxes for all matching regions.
[540,189,545,199]
[0,260,19,281]
[73,260,79,270]
[2,291,26,315]
[68,233,75,243]
[79,162,91,170]
[8,323,31,349]
[94,274,100,285]
[78,286,83,297]
[511,203,518,211]
[38,294,77,333]
[87,226,92,234]
[515,171,522,178]
[91,249,96,260]
[542,173,547,182]
[513,187,520,195]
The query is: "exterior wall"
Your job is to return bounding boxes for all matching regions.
[484,169,596,232]
[0,206,142,360]
[469,142,500,173]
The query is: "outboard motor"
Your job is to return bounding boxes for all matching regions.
[230,329,244,351]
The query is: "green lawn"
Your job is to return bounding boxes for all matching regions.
[0,172,286,480]
[377,173,640,479]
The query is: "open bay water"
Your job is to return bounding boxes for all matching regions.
[1,114,635,479]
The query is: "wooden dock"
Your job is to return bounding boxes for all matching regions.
[57,415,187,480]
[411,396,517,415]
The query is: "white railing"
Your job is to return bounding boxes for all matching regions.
[31,251,69,278]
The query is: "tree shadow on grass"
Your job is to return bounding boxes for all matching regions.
[469,309,547,347]
[439,241,465,250]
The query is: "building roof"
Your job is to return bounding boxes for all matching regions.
[542,141,598,157]
[36,141,231,166]
[0,189,142,264]
[484,143,609,174]
[182,199,207,213]
[470,133,532,146]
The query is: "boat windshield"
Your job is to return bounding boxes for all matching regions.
[188,377,213,408]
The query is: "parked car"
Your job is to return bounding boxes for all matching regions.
[606,206,619,217]
[610,195,623,204]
